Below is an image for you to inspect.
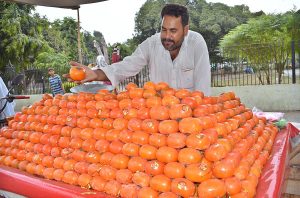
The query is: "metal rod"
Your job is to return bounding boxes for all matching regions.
[77,8,83,64]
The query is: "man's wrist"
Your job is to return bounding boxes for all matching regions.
[94,69,109,81]
[93,69,101,81]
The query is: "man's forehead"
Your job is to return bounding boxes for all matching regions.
[162,15,182,24]
[162,15,182,21]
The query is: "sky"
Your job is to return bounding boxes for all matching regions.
[34,0,300,45]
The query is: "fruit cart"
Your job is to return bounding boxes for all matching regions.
[0,85,299,198]
[0,123,298,198]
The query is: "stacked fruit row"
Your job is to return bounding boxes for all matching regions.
[0,82,278,198]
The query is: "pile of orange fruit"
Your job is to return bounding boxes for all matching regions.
[0,81,278,198]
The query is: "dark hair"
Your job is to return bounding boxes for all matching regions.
[161,4,189,26]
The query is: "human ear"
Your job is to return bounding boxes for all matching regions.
[184,25,189,36]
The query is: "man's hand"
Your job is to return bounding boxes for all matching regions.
[63,61,99,84]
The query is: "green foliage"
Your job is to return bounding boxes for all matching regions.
[286,10,300,52]
[51,17,79,61]
[0,1,107,80]
[134,0,164,43]
[189,1,253,62]
[63,81,76,93]
[219,12,298,84]
[0,2,49,71]
[34,51,69,75]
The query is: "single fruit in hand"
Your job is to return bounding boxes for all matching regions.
[69,67,86,81]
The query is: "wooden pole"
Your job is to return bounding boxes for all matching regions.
[77,8,83,64]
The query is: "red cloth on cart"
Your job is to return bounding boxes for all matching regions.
[0,166,112,198]
[255,123,299,197]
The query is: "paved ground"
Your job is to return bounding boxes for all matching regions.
[283,111,300,123]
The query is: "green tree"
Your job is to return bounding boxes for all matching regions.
[190,1,253,62]
[286,9,300,56]
[0,1,109,83]
[34,51,69,74]
[0,2,49,71]
[51,17,78,61]
[220,13,294,84]
[134,0,164,43]
[38,15,65,54]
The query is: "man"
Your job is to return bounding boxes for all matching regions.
[0,77,15,121]
[111,46,121,63]
[48,68,65,96]
[67,3,211,95]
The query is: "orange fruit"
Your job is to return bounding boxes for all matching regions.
[69,66,86,81]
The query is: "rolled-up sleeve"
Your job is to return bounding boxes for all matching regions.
[101,39,151,87]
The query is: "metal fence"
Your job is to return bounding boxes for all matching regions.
[1,65,63,95]
[1,41,299,94]
[211,60,299,87]
[117,66,150,91]
[211,41,300,87]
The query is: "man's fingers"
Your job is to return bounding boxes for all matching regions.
[69,61,81,67]
[66,78,82,84]
[69,61,86,68]
[75,81,83,84]
[66,61,98,84]
[80,77,93,84]
[69,62,91,72]
[66,78,74,82]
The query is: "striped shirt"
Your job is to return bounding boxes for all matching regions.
[49,74,64,96]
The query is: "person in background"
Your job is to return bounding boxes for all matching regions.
[48,68,65,96]
[0,76,15,121]
[111,46,121,64]
[65,3,211,96]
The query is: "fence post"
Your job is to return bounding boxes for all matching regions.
[42,76,45,94]
[291,40,296,84]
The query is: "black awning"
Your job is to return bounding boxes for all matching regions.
[3,0,108,9]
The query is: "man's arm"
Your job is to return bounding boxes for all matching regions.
[94,69,109,81]
[101,39,151,87]
[193,37,211,96]
[64,61,109,84]
[65,37,151,86]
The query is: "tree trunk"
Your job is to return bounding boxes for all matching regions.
[100,38,109,64]
[257,70,264,85]
[275,62,285,84]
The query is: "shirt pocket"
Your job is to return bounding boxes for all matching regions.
[179,66,194,89]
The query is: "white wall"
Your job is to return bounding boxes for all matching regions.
[212,84,300,111]
[15,94,43,112]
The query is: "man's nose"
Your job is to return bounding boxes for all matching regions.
[165,30,172,39]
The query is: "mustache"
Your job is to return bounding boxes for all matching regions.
[161,38,175,43]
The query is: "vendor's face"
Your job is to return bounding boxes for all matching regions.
[160,15,188,51]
